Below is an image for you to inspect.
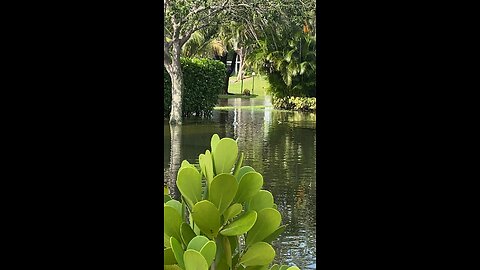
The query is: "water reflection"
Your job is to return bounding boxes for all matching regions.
[164,99,316,269]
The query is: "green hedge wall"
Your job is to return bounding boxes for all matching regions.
[164,57,225,118]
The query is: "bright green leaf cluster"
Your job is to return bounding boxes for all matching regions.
[164,134,300,270]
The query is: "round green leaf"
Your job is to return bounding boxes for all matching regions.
[211,134,220,153]
[176,166,202,208]
[187,235,210,251]
[220,211,258,236]
[170,236,185,269]
[213,138,238,174]
[192,200,221,239]
[184,249,209,270]
[209,173,238,214]
[180,222,197,246]
[181,160,190,168]
[164,233,171,248]
[222,236,232,267]
[235,166,255,182]
[232,152,244,176]
[166,200,182,216]
[239,242,275,267]
[235,172,263,203]
[164,247,177,265]
[204,150,214,185]
[270,264,280,270]
[214,236,229,270]
[198,154,206,178]
[189,213,200,235]
[262,225,287,243]
[164,205,182,242]
[181,160,196,169]
[199,241,216,267]
[223,203,242,221]
[246,208,281,246]
[248,190,274,212]
[286,267,300,270]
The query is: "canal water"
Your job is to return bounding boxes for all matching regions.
[164,97,316,269]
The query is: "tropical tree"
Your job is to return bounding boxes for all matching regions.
[244,1,316,98]
[164,0,232,125]
[181,26,223,59]
[248,31,316,98]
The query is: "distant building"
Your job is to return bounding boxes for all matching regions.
[226,55,242,75]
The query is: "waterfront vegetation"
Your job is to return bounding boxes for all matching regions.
[164,58,224,118]
[164,134,300,270]
[272,96,316,112]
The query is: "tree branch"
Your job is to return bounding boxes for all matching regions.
[179,0,230,25]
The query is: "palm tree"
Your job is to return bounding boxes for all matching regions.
[181,27,226,58]
[247,30,316,98]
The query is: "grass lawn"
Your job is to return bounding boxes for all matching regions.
[219,75,270,99]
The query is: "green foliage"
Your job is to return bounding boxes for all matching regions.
[164,134,300,270]
[220,211,257,236]
[239,242,275,267]
[272,96,316,112]
[209,174,239,214]
[248,32,316,98]
[164,58,225,118]
[184,249,209,270]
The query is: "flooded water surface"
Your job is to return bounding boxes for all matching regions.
[164,97,316,269]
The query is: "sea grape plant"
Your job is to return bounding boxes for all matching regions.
[164,134,300,270]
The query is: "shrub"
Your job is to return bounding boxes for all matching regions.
[272,96,316,112]
[164,58,225,118]
[164,134,300,270]
[247,31,316,99]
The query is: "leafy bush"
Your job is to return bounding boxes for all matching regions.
[164,58,225,118]
[164,134,300,270]
[247,31,316,99]
[272,96,316,112]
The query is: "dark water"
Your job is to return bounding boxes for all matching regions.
[164,97,316,269]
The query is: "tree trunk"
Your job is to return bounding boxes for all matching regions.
[167,42,184,125]
[168,123,182,200]
[235,48,247,82]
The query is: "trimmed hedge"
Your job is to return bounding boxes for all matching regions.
[272,96,316,112]
[164,57,225,118]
